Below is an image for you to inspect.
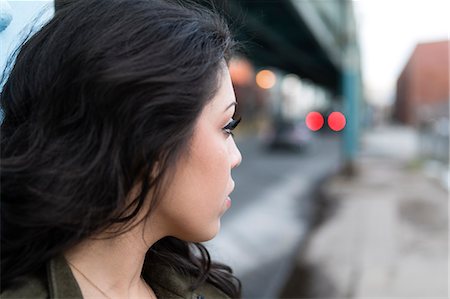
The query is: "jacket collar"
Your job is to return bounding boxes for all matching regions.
[46,254,84,298]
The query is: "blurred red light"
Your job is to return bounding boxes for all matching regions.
[328,112,346,131]
[305,112,324,131]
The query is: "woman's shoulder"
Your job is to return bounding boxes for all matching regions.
[1,275,48,299]
[1,255,82,299]
[145,262,231,299]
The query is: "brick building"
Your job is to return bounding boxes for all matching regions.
[394,40,449,125]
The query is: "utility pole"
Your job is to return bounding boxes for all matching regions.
[340,0,361,176]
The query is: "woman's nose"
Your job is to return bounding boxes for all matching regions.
[230,137,242,169]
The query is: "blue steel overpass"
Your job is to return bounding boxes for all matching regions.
[213,0,362,171]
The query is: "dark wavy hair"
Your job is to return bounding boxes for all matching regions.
[1,0,241,296]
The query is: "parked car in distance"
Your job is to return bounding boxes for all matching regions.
[264,119,312,152]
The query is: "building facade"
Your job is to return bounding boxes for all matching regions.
[394,40,449,125]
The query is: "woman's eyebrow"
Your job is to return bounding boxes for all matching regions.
[224,101,237,112]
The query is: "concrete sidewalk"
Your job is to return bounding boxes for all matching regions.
[280,126,448,298]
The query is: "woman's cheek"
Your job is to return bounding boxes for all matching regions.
[200,147,229,197]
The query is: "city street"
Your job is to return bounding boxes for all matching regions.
[206,132,343,298]
[0,1,448,299]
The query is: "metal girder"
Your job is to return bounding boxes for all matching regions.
[219,0,341,94]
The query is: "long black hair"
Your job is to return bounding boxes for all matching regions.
[1,0,241,296]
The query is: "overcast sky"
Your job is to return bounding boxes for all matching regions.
[354,0,450,106]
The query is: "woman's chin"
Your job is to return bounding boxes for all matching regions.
[173,220,221,243]
[200,223,221,242]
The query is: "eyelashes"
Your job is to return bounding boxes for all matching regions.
[223,117,241,137]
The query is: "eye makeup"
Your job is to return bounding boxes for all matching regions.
[222,117,241,137]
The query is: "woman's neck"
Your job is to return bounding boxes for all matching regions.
[64,223,161,298]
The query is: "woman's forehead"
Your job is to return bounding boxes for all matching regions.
[207,68,236,112]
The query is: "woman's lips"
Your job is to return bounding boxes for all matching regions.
[224,179,235,209]
[225,196,232,208]
[227,179,235,196]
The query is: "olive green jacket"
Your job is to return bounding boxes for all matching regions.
[1,255,229,299]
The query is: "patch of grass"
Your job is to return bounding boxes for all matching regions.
[405,158,425,171]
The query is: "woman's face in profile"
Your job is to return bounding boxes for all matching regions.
[152,66,242,242]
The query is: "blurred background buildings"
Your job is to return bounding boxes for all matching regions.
[395,39,449,170]
[1,0,448,298]
[395,40,449,126]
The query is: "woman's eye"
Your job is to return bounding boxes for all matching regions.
[222,117,241,137]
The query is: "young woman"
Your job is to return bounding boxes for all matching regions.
[1,0,242,298]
